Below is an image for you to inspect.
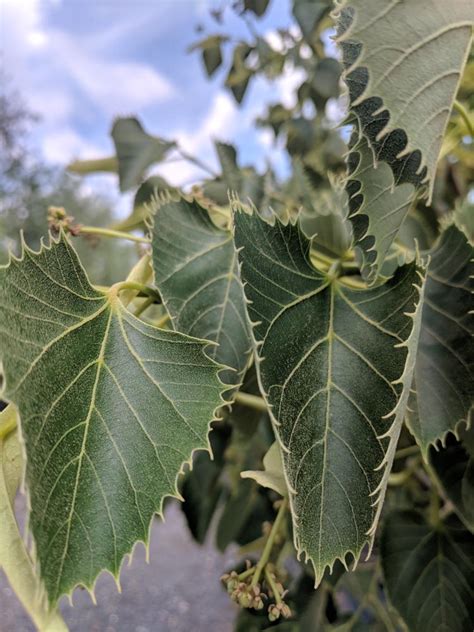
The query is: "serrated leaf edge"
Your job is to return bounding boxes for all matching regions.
[332,0,472,201]
[230,199,428,585]
[147,192,254,401]
[0,230,229,609]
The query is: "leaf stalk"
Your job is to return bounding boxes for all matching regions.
[79,226,151,244]
[0,406,17,440]
[250,498,288,588]
[233,391,268,412]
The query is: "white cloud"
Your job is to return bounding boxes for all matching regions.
[0,0,176,169]
[41,128,103,164]
[31,31,176,117]
[156,93,240,187]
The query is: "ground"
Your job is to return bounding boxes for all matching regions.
[0,501,238,632]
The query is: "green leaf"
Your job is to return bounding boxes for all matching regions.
[407,223,473,456]
[151,196,253,390]
[429,427,474,532]
[215,141,241,191]
[293,0,331,44]
[381,510,474,632]
[67,156,118,176]
[113,176,176,232]
[296,169,352,257]
[311,58,341,104]
[189,36,227,77]
[397,204,440,253]
[337,0,473,200]
[111,117,176,192]
[244,0,270,18]
[347,130,415,283]
[233,209,426,583]
[241,441,287,496]
[0,233,225,605]
[0,407,67,631]
[226,44,253,104]
[181,425,229,544]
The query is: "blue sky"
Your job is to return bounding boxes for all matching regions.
[0,0,313,202]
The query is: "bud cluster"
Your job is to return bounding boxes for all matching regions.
[221,565,292,622]
[47,206,81,236]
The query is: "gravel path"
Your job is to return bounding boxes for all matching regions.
[0,501,238,632]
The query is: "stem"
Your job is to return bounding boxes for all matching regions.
[0,405,17,440]
[388,456,421,486]
[428,486,441,528]
[79,226,150,244]
[453,100,474,137]
[175,148,218,178]
[264,567,282,605]
[250,498,288,588]
[394,444,419,460]
[114,282,161,303]
[233,391,268,412]
[155,313,171,329]
[134,296,155,317]
[238,567,256,582]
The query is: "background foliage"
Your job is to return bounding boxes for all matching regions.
[0,1,473,631]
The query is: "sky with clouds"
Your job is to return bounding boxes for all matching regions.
[0,0,311,206]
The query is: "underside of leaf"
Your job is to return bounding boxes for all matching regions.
[336,0,473,197]
[407,222,473,457]
[233,208,425,584]
[0,233,226,605]
[336,0,473,282]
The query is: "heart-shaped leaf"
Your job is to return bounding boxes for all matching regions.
[0,233,225,605]
[233,209,426,582]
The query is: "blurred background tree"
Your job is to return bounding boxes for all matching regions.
[0,85,136,285]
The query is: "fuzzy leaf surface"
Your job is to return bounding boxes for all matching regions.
[407,223,473,456]
[234,210,425,582]
[338,0,473,197]
[152,197,252,389]
[0,234,225,605]
[347,131,415,283]
[381,510,474,632]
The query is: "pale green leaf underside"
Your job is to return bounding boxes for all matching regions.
[338,0,473,196]
[234,210,425,582]
[347,131,415,283]
[241,441,287,497]
[407,223,473,456]
[381,511,474,632]
[0,234,225,605]
[152,197,252,390]
[0,407,67,631]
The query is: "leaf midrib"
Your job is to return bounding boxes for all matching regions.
[318,283,335,569]
[53,306,113,599]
